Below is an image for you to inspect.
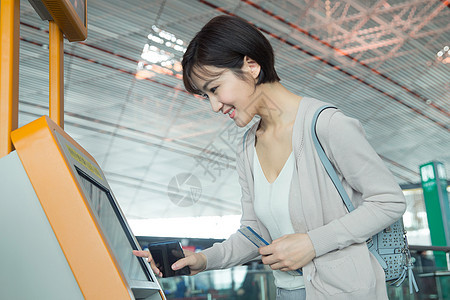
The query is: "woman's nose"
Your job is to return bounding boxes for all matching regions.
[209,97,223,113]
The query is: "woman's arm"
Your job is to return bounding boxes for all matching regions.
[307,110,407,257]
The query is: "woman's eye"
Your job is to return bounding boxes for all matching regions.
[210,87,218,94]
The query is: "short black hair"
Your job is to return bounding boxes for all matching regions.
[182,15,280,95]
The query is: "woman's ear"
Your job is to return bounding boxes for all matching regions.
[243,56,261,80]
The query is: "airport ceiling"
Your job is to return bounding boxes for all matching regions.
[16,0,449,221]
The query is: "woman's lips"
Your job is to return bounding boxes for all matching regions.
[229,108,236,119]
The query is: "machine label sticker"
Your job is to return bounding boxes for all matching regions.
[67,145,103,180]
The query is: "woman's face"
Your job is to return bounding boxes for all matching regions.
[190,62,261,127]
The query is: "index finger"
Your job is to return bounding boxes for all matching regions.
[132,250,162,277]
[258,244,274,256]
[133,250,151,259]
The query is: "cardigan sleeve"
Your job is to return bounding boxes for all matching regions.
[200,133,261,270]
[307,110,406,257]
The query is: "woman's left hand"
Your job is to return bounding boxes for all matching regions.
[259,233,316,272]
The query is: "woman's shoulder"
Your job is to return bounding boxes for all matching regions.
[292,97,339,133]
[299,96,334,111]
[294,97,336,125]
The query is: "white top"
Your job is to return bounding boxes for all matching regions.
[253,146,305,290]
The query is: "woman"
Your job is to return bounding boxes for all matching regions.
[134,15,406,300]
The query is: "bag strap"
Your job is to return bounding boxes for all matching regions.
[310,105,355,212]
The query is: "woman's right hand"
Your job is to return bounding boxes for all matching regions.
[133,249,207,277]
[133,250,163,277]
[172,250,207,275]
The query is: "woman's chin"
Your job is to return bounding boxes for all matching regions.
[233,116,253,128]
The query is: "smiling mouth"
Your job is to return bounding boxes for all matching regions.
[227,107,236,118]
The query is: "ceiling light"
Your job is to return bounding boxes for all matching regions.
[137,25,186,77]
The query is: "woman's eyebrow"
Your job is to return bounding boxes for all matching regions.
[203,79,215,91]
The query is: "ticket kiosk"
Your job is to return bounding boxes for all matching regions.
[0,116,165,299]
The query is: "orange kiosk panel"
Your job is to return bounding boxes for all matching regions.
[0,116,165,300]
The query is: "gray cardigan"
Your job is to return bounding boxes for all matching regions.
[201,97,406,299]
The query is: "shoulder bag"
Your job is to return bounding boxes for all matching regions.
[311,105,419,294]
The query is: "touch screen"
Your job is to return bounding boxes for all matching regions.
[76,168,152,283]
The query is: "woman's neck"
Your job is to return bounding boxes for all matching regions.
[254,82,302,132]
